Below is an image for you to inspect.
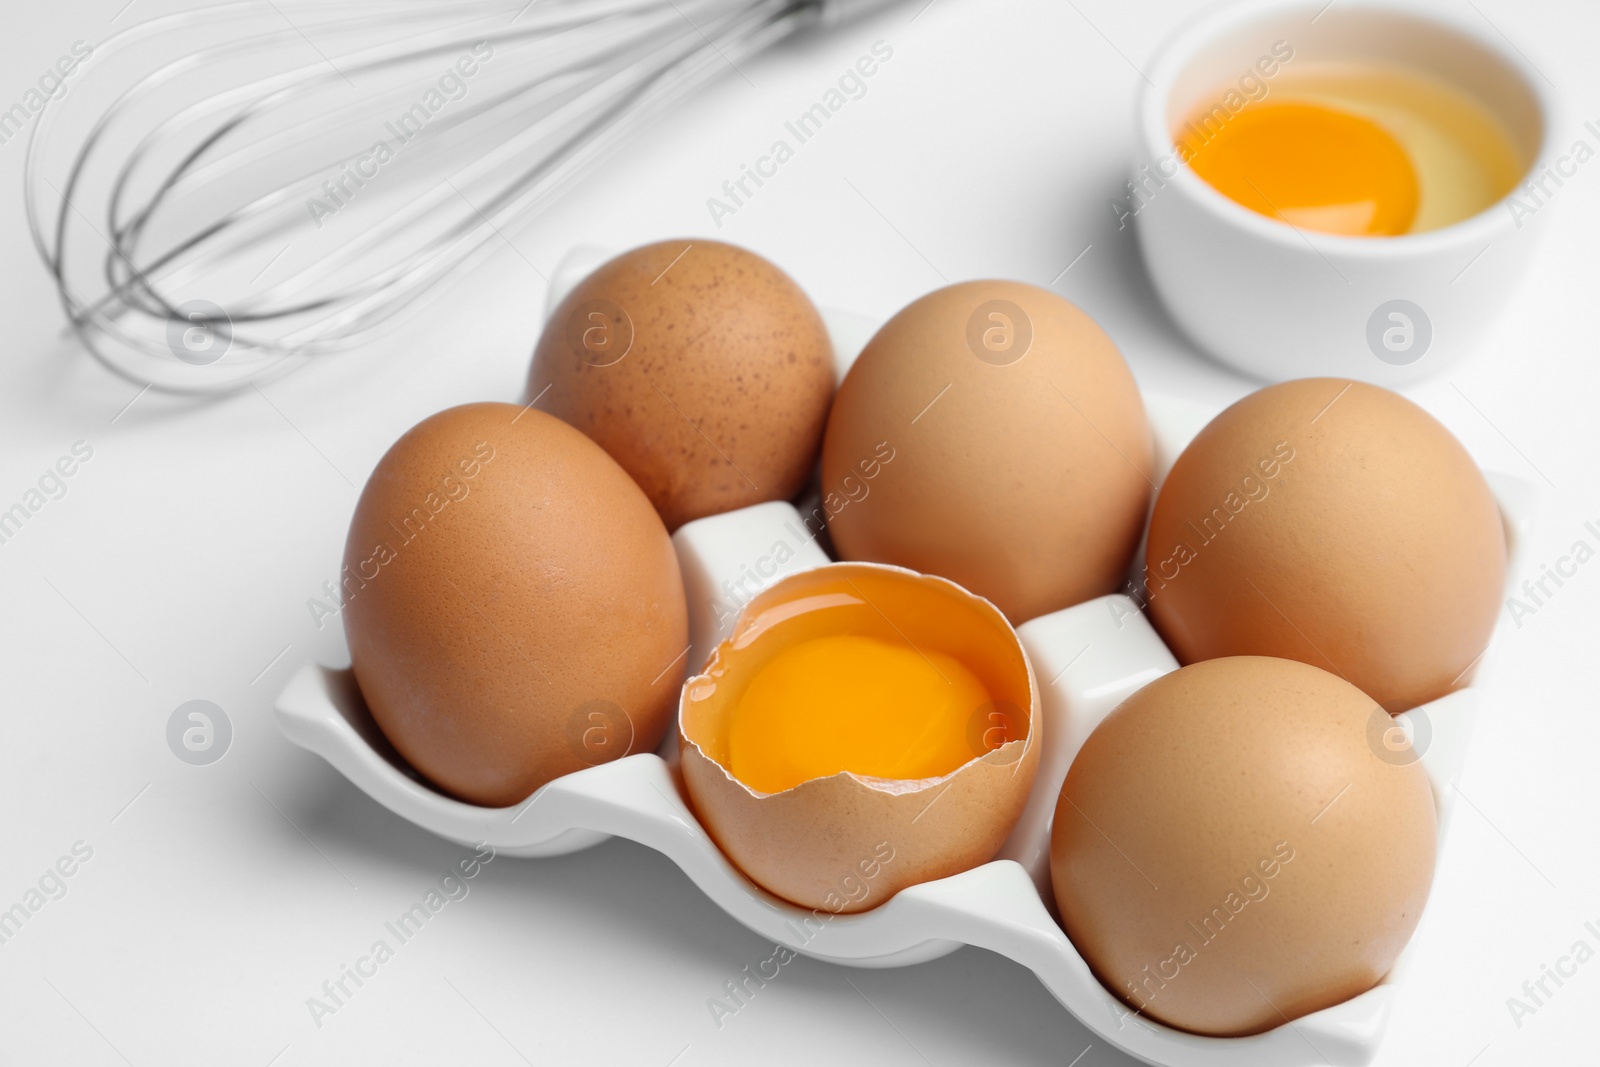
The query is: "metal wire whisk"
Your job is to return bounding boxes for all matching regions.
[25,0,894,393]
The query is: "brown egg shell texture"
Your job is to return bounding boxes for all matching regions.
[820,280,1153,625]
[1145,377,1507,712]
[679,563,1041,914]
[343,402,689,808]
[530,240,836,531]
[1051,656,1438,1037]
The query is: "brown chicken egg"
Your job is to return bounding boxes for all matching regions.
[1144,377,1506,711]
[529,240,835,530]
[679,563,1040,913]
[1051,656,1437,1037]
[820,280,1152,624]
[343,402,689,807]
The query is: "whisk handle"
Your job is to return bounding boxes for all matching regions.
[814,0,908,27]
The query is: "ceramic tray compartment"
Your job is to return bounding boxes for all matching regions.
[274,249,1537,1066]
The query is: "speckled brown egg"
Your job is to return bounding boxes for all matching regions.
[529,240,835,530]
[820,280,1152,624]
[1144,378,1506,712]
[1051,656,1437,1037]
[343,402,689,808]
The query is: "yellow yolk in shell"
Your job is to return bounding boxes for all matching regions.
[725,634,992,794]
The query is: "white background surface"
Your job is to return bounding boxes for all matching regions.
[1,0,1595,1064]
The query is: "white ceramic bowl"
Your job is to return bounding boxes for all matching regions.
[273,248,1539,1067]
[1134,0,1555,385]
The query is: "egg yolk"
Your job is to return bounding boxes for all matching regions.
[1181,101,1419,237]
[725,634,991,794]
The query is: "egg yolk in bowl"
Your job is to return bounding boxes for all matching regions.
[1175,64,1527,237]
[1181,101,1420,237]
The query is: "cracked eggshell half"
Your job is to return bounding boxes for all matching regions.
[678,562,1041,914]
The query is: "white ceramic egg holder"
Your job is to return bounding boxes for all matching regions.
[274,248,1537,1067]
